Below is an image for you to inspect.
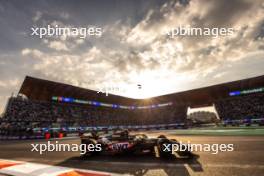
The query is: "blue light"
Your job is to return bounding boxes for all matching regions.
[130,106,135,110]
[52,96,172,109]
[112,104,118,108]
[229,91,241,96]
[62,97,74,102]
[91,101,100,106]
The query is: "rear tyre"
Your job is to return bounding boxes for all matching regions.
[80,139,99,157]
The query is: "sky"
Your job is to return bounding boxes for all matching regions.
[0,0,264,113]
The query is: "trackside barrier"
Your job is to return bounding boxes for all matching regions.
[0,132,70,141]
[58,132,63,138]
[45,132,51,139]
[0,123,188,141]
[0,135,44,140]
[0,159,128,176]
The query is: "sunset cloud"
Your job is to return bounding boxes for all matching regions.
[0,0,264,112]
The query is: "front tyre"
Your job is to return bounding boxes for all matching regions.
[157,135,172,158]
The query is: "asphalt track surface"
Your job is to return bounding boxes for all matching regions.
[0,131,264,176]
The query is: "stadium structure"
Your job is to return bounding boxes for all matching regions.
[1,75,264,132]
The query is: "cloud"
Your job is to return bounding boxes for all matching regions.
[19,0,264,90]
[0,79,19,88]
[59,12,70,19]
[48,41,69,51]
[122,0,264,76]
[21,48,43,57]
[32,11,42,22]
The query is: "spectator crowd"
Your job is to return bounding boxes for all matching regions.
[2,92,263,136]
[215,93,264,120]
[1,97,186,132]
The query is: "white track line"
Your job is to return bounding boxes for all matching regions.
[8,158,264,169]
[78,160,264,168]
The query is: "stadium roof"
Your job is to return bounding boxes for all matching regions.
[18,76,138,106]
[19,75,264,107]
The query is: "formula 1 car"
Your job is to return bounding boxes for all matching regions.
[80,130,197,158]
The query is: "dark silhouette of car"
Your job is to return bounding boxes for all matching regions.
[80,130,198,158]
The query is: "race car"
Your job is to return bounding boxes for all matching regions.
[80,130,197,158]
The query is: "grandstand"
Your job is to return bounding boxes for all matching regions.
[1,75,264,133]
